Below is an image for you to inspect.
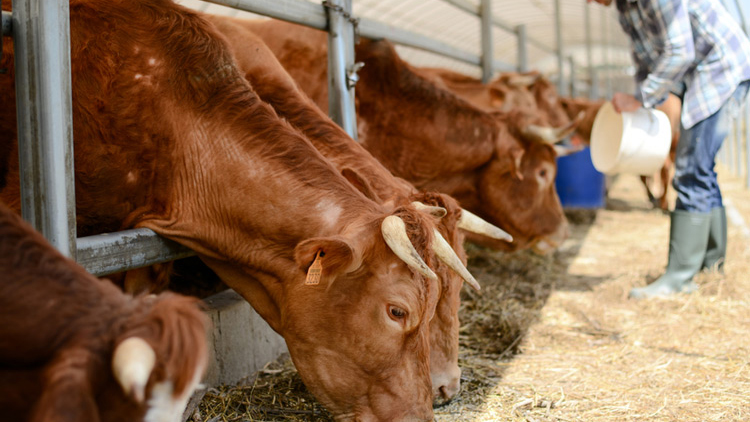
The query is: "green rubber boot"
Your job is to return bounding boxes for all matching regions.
[629,210,711,299]
[702,206,727,273]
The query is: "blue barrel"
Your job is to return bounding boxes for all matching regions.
[555,147,606,208]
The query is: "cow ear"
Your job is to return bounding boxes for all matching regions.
[341,167,383,203]
[295,237,358,279]
[489,86,506,109]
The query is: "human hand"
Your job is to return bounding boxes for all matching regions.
[611,93,642,113]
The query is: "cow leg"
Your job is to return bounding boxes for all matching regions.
[658,163,671,211]
[640,175,658,207]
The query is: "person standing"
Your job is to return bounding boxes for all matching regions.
[588,0,750,298]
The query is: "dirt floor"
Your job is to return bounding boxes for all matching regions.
[190,166,750,422]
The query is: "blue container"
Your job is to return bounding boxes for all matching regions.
[555,147,606,208]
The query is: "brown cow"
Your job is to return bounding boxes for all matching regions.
[0,1,453,420]
[561,95,681,210]
[418,68,573,129]
[221,18,572,254]
[0,201,209,422]
[203,14,515,404]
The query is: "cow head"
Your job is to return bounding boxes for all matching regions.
[280,207,440,421]
[468,111,572,254]
[107,293,209,422]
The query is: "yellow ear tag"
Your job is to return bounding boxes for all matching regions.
[305,250,324,285]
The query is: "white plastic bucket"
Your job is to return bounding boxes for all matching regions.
[590,101,672,176]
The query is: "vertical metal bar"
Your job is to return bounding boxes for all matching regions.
[554,0,565,95]
[326,0,358,139]
[568,56,577,97]
[12,0,77,258]
[735,114,742,177]
[515,24,527,72]
[745,99,750,188]
[591,68,599,99]
[602,7,612,98]
[480,0,493,83]
[585,0,594,99]
[724,115,735,174]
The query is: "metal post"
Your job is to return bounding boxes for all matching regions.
[516,24,527,72]
[568,56,577,97]
[729,117,736,174]
[480,0,493,83]
[585,0,595,99]
[12,0,77,258]
[554,0,565,95]
[601,7,612,98]
[326,0,358,139]
[591,68,599,99]
[745,99,750,188]
[735,114,743,177]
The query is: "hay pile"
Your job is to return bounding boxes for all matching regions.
[189,169,750,421]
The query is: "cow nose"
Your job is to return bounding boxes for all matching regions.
[432,368,461,407]
[432,382,460,407]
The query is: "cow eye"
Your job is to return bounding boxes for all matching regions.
[539,169,547,178]
[388,305,407,320]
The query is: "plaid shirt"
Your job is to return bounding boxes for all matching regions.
[616,0,750,128]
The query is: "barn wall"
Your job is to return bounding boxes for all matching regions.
[202,290,288,386]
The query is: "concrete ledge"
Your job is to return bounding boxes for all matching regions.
[201,289,288,386]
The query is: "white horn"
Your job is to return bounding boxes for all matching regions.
[523,111,586,144]
[431,229,481,291]
[506,73,540,88]
[458,209,513,242]
[381,215,437,280]
[411,201,447,218]
[112,337,156,403]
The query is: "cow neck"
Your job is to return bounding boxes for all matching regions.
[139,93,380,260]
[355,40,498,147]
[245,69,415,205]
[204,16,416,207]
[353,41,498,181]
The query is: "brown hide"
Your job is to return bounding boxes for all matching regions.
[0,1,440,420]
[417,68,572,128]
[205,13,466,403]
[561,95,681,210]
[230,19,569,253]
[0,201,209,422]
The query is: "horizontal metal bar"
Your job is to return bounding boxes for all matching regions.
[492,58,516,72]
[359,17,481,66]
[76,228,195,277]
[2,11,10,36]
[199,0,327,30]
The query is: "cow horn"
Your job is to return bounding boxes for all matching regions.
[431,229,481,291]
[112,337,156,403]
[506,73,541,88]
[381,215,438,280]
[523,111,585,145]
[458,209,513,242]
[411,201,448,218]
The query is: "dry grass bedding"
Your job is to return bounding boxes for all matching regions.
[188,167,750,422]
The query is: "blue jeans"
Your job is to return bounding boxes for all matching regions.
[673,80,750,212]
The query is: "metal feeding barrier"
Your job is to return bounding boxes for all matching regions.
[6,0,750,277]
